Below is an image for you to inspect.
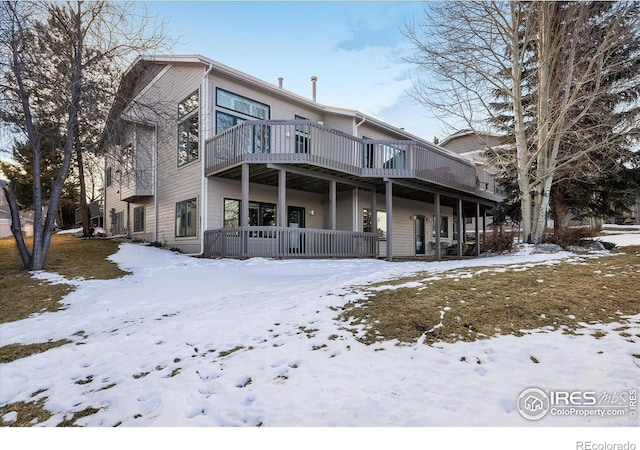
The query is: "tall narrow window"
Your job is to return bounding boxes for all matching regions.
[433,215,449,238]
[363,208,372,233]
[178,90,199,166]
[106,167,112,187]
[176,198,197,237]
[133,206,145,233]
[294,114,310,153]
[363,137,375,168]
[224,199,240,228]
[113,211,124,235]
[364,208,385,237]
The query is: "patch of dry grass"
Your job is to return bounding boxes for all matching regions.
[339,246,640,346]
[0,398,51,427]
[0,339,71,363]
[0,234,128,324]
[1,234,128,427]
[0,397,101,427]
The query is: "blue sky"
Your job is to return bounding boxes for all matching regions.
[0,1,447,159]
[144,1,447,142]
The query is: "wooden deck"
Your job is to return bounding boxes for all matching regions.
[205,120,502,201]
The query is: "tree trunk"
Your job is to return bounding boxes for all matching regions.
[33,1,83,270]
[509,2,532,244]
[2,183,30,268]
[590,216,603,232]
[530,2,553,245]
[551,184,570,234]
[75,131,90,236]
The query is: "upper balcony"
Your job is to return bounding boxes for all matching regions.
[205,120,503,201]
[119,167,154,203]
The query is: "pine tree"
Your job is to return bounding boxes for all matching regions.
[487,1,640,235]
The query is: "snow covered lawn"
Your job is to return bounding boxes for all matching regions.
[1,234,638,433]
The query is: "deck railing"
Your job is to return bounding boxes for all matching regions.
[204,226,379,258]
[205,120,500,197]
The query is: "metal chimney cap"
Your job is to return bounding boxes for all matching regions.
[311,76,318,81]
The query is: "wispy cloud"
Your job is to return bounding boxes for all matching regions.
[336,24,401,51]
[143,1,435,139]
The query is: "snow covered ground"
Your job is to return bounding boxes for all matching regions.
[1,230,638,447]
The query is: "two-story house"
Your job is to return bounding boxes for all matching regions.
[103,55,504,260]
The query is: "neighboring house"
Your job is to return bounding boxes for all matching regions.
[103,55,504,260]
[439,129,505,191]
[74,200,104,229]
[0,184,35,239]
[440,129,507,235]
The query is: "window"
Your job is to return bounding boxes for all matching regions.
[176,198,197,237]
[216,111,270,153]
[364,208,386,238]
[433,215,449,238]
[224,199,240,228]
[363,208,372,233]
[224,199,276,227]
[381,144,406,169]
[216,88,270,120]
[178,91,199,119]
[249,201,276,227]
[106,167,112,187]
[133,206,145,233]
[295,115,310,153]
[363,137,375,168]
[361,138,406,170]
[216,111,245,134]
[113,211,124,235]
[178,91,199,166]
[453,219,458,242]
[122,143,132,160]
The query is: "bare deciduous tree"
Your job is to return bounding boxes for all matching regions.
[0,0,171,269]
[405,1,640,243]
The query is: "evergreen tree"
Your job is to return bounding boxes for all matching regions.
[1,1,170,269]
[0,126,80,228]
[487,1,640,234]
[406,1,640,242]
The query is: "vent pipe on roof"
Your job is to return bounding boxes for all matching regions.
[278,77,283,88]
[311,75,318,102]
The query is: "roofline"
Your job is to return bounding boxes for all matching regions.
[124,55,472,165]
[440,129,503,147]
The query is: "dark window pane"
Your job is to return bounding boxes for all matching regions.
[178,114,199,166]
[176,199,197,237]
[134,206,145,232]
